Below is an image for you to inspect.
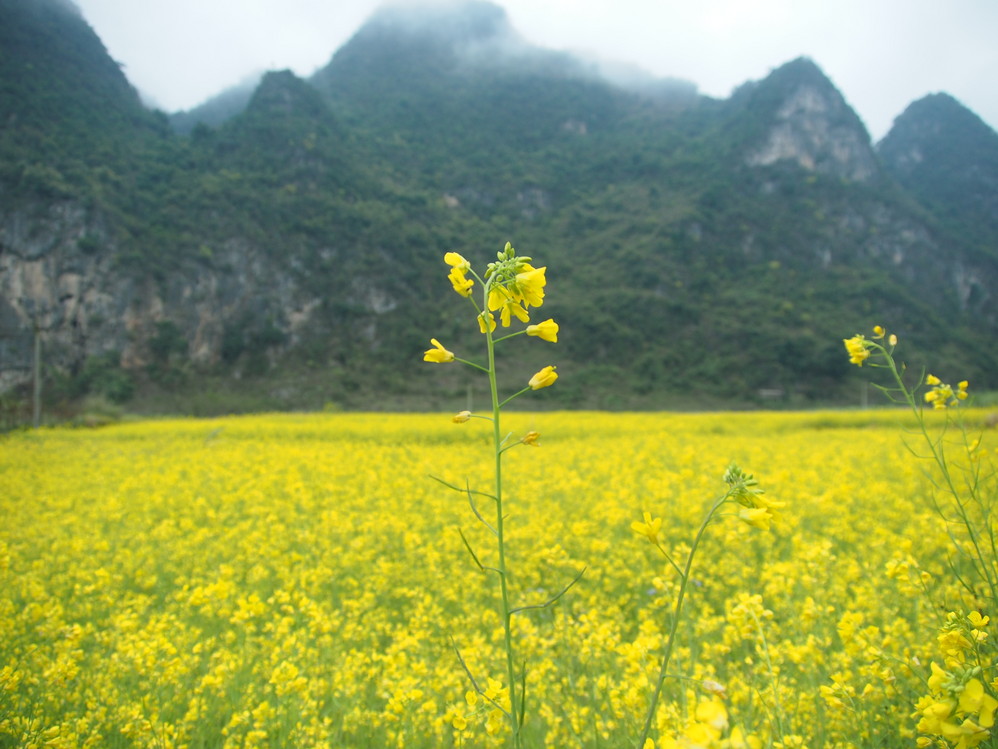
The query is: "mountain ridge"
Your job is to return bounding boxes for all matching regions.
[1,0,997,416]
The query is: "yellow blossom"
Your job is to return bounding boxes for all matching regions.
[478,311,496,333]
[526,318,559,342]
[423,338,455,363]
[960,679,998,728]
[923,375,968,409]
[487,286,532,326]
[513,264,546,308]
[521,431,541,446]
[448,266,474,297]
[694,696,728,733]
[928,662,952,693]
[968,611,990,629]
[843,335,871,366]
[724,726,763,749]
[444,251,470,270]
[631,512,662,544]
[452,411,471,424]
[528,365,558,390]
[485,709,504,736]
[738,506,773,530]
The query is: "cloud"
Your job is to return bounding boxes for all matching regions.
[74,0,998,140]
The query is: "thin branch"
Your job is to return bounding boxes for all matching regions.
[458,527,486,572]
[510,566,587,615]
[455,356,490,373]
[430,474,497,502]
[518,663,528,727]
[463,479,498,535]
[451,637,513,720]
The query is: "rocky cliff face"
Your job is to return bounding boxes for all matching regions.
[743,59,879,182]
[745,84,878,181]
[0,189,329,390]
[0,196,110,390]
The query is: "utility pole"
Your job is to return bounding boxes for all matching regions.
[33,323,41,428]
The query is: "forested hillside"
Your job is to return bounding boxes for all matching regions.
[2,0,996,416]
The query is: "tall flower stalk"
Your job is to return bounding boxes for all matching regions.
[844,325,998,745]
[424,242,580,746]
[842,326,992,603]
[633,464,780,748]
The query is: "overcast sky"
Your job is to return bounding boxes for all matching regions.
[72,0,998,142]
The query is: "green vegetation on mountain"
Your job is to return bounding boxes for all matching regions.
[1,0,997,417]
[879,93,998,265]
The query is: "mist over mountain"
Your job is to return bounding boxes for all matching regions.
[2,0,997,417]
[169,73,264,135]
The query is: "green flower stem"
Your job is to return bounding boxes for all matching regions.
[498,386,532,410]
[637,493,729,748]
[750,608,786,741]
[875,343,998,604]
[493,330,528,344]
[485,288,522,748]
[455,357,490,373]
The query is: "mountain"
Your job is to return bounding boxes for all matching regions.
[879,93,998,277]
[1,0,997,418]
[735,57,879,182]
[0,0,169,186]
[169,74,263,135]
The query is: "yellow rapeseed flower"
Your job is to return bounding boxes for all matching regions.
[959,679,998,728]
[448,266,474,297]
[924,377,967,409]
[968,612,990,629]
[528,365,558,390]
[478,311,496,334]
[444,252,470,270]
[526,318,559,343]
[843,335,871,366]
[513,264,546,308]
[631,512,662,545]
[488,289,531,327]
[423,339,455,363]
[738,506,772,530]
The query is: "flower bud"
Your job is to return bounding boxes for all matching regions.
[528,365,558,390]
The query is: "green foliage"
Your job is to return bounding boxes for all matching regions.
[72,352,135,404]
[2,0,997,411]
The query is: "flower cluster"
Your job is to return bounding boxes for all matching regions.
[724,463,785,531]
[423,243,559,400]
[651,696,761,748]
[632,465,782,554]
[843,325,897,367]
[843,334,873,366]
[844,324,970,412]
[924,374,970,410]
[915,610,998,747]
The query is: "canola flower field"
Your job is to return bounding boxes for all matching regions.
[1,409,996,748]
